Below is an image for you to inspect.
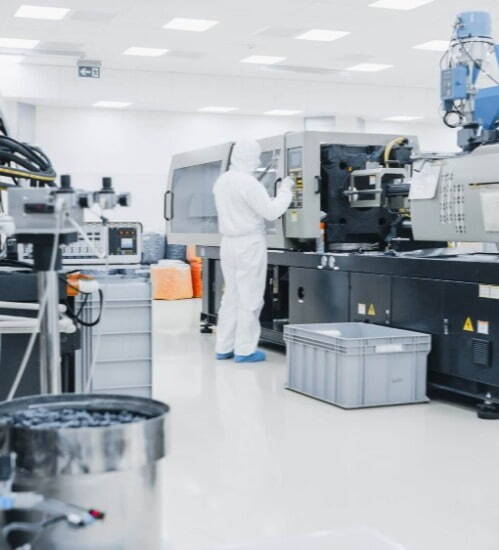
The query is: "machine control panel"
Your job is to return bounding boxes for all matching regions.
[20,222,142,265]
[62,222,142,264]
[108,226,139,257]
[287,147,304,209]
[441,66,468,103]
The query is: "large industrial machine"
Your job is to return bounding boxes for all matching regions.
[411,11,499,244]
[166,11,499,418]
[165,131,438,252]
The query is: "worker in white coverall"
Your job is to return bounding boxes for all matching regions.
[213,139,295,363]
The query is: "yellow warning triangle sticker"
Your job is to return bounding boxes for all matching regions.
[368,304,376,316]
[463,317,474,332]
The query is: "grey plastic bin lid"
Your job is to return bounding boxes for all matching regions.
[285,322,429,340]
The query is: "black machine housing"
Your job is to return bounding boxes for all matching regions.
[319,142,443,252]
[200,247,499,414]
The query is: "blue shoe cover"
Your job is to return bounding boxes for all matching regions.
[234,350,267,363]
[216,351,234,360]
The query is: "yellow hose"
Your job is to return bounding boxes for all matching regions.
[383,137,407,166]
[0,167,56,182]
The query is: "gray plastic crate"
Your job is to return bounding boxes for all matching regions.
[75,276,153,398]
[284,322,431,409]
[142,232,166,265]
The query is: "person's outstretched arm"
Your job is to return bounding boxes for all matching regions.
[245,177,295,221]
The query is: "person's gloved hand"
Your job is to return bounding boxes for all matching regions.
[282,176,296,191]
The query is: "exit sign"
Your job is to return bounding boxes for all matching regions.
[78,65,101,78]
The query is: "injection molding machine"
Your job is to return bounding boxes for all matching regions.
[165,11,499,418]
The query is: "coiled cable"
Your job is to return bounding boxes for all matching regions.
[0,131,56,185]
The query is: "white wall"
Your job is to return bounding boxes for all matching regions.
[304,115,460,152]
[16,103,36,143]
[0,99,37,141]
[366,121,459,154]
[35,106,460,232]
[5,62,441,122]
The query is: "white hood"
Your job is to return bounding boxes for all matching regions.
[230,139,262,174]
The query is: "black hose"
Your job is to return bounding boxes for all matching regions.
[0,138,49,168]
[0,133,57,185]
[443,110,464,129]
[0,151,42,172]
[65,289,104,327]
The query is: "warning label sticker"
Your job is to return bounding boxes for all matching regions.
[358,303,366,315]
[477,320,489,335]
[368,304,376,316]
[463,317,474,332]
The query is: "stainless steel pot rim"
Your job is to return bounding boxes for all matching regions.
[0,393,169,434]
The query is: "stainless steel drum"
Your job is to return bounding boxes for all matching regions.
[0,393,169,550]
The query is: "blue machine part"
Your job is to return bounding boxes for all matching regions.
[0,496,14,510]
[454,11,492,40]
[441,66,468,106]
[475,86,499,129]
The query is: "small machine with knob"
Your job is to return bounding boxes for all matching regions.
[93,176,131,211]
[8,175,93,238]
[6,175,131,396]
[19,222,143,266]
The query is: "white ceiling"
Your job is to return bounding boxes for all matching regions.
[1,0,499,121]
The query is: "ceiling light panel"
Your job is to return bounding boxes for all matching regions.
[369,0,434,10]
[15,5,70,20]
[265,109,302,116]
[163,18,219,32]
[295,29,350,42]
[93,101,131,108]
[241,55,286,65]
[347,63,393,72]
[0,38,39,49]
[413,40,449,52]
[123,47,169,57]
[384,115,421,121]
[198,106,239,113]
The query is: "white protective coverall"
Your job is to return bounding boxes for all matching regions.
[213,139,294,356]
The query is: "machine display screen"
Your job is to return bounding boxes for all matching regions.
[171,161,222,234]
[120,237,134,250]
[108,227,138,256]
[287,147,303,171]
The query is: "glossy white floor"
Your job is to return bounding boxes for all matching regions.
[153,299,499,550]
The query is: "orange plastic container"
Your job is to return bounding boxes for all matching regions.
[186,245,198,262]
[190,259,203,298]
[151,261,193,300]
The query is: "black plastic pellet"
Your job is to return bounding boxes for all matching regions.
[0,408,149,430]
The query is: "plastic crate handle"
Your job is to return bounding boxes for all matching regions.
[375,344,404,354]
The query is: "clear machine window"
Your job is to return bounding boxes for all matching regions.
[171,161,222,234]
[256,150,280,196]
[256,149,281,235]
